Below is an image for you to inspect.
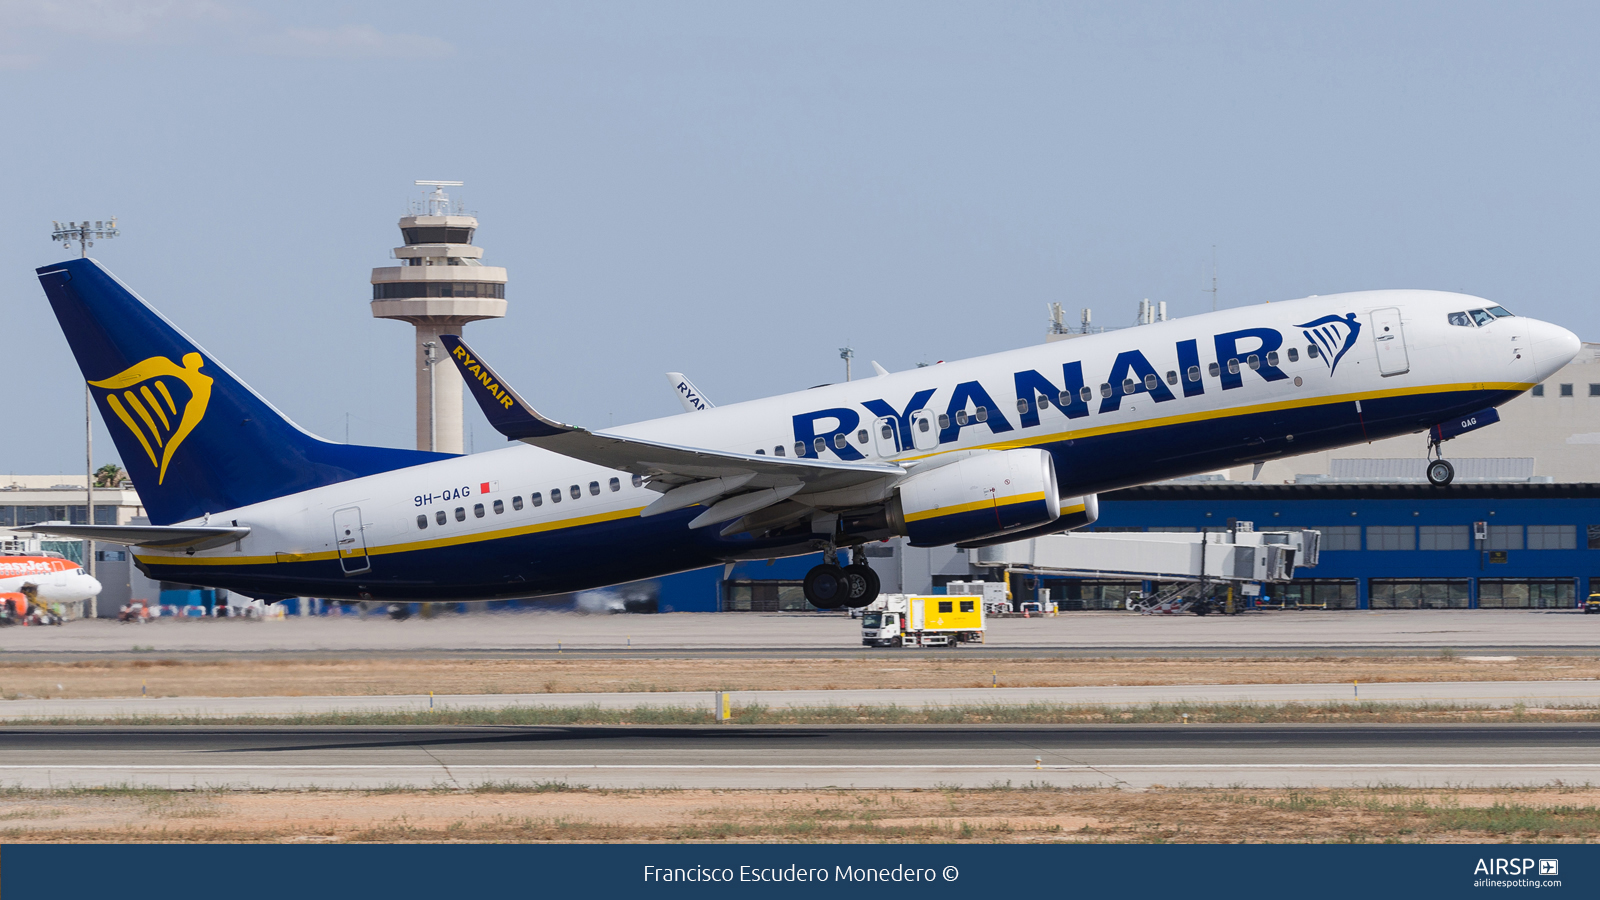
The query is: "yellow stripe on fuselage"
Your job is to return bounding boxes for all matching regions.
[902,491,1047,523]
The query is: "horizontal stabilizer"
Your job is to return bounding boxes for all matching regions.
[22,522,250,551]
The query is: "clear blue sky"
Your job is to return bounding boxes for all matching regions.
[4,1,1597,475]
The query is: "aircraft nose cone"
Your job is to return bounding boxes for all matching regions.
[84,576,103,597]
[1528,318,1581,381]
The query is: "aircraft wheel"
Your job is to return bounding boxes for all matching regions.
[804,564,848,610]
[1426,459,1455,486]
[841,564,881,609]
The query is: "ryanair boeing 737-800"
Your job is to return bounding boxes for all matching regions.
[29,258,1580,609]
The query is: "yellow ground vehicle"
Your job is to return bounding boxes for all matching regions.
[861,594,985,647]
[1585,593,1600,614]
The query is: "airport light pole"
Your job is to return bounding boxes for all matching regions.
[840,346,854,382]
[51,219,119,614]
[422,341,439,452]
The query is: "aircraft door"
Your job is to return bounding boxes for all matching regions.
[1371,307,1410,377]
[333,506,370,575]
[910,409,940,451]
[872,416,901,457]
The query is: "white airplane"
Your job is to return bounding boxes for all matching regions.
[0,556,103,605]
[30,258,1578,609]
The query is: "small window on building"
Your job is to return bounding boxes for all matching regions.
[550,489,561,504]
[938,600,953,613]
[1286,348,1299,363]
[1187,365,1201,382]
[1366,525,1415,551]
[416,514,428,530]
[512,495,524,510]
[955,410,969,426]
[1486,524,1521,550]
[959,600,974,613]
[1447,311,1472,326]
[975,406,988,422]
[1532,384,1545,396]
[1528,525,1576,550]
[1418,524,1468,550]
[570,485,581,500]
[531,492,543,507]
[1166,370,1177,385]
[1143,373,1158,390]
[455,507,466,522]
[610,477,620,492]
[1587,524,1600,549]
[1307,344,1320,358]
[493,499,504,514]
[436,510,447,525]
[857,429,869,443]
[1590,384,1600,397]
[1227,358,1240,374]
[1560,383,1574,397]
[1266,351,1279,367]
[1080,386,1094,402]
[1208,362,1220,377]
[1247,354,1260,370]
[473,503,484,518]
[589,481,600,496]
[1016,398,1029,414]
[1312,526,1359,551]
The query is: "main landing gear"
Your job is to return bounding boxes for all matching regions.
[803,548,880,610]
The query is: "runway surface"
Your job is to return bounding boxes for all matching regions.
[5,609,1600,658]
[3,679,1597,721]
[7,723,1599,790]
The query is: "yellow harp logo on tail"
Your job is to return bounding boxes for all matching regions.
[89,353,213,485]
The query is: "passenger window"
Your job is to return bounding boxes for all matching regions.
[775,446,786,457]
[1286,348,1298,363]
[632,474,643,487]
[1470,309,1493,326]
[1166,370,1177,385]
[938,600,953,613]
[473,503,484,518]
[436,510,447,525]
[917,418,930,433]
[1247,354,1260,370]
[1079,386,1093,402]
[975,406,988,422]
[1016,398,1029,414]
[493,499,504,514]
[1266,351,1279,367]
[937,414,950,429]
[955,410,968,426]
[513,495,524,510]
[1307,344,1320,358]
[1100,383,1112,398]
[959,600,974,613]
[755,449,765,455]
[1122,378,1135,394]
[455,507,466,522]
[880,423,894,439]
[1487,305,1514,317]
[531,492,543,506]
[1057,391,1071,407]
[589,481,600,496]
[833,433,847,449]
[570,485,581,500]
[1447,311,1472,326]
[416,514,427,530]
[610,477,620,491]
[1227,359,1240,374]
[1187,365,1201,382]
[1143,373,1158,390]
[857,429,869,443]
[550,489,561,503]
[1208,362,1220,377]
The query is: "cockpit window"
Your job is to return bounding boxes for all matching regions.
[1469,309,1494,326]
[1487,305,1514,318]
[1447,311,1473,327]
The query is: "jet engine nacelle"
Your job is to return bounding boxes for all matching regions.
[888,448,1061,547]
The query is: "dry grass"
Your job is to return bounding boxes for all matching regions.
[4,784,1600,843]
[1,654,1596,701]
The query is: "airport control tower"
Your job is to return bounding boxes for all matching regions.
[371,181,508,454]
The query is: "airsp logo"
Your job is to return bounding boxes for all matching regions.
[1297,312,1362,376]
[89,352,213,485]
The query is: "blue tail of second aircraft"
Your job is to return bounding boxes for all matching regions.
[37,258,451,525]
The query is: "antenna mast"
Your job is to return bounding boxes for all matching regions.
[1204,245,1218,311]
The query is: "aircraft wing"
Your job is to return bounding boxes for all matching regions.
[441,336,903,523]
[21,522,250,551]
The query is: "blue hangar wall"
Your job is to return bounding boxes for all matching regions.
[1086,483,1600,609]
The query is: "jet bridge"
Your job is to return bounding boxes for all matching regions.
[973,525,1320,614]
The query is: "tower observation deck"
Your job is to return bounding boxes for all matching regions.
[371,181,508,454]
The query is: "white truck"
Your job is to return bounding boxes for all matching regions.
[861,593,986,648]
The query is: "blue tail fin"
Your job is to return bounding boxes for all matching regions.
[37,258,451,525]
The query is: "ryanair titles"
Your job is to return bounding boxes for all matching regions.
[451,345,516,410]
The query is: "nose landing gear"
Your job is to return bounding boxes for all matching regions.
[1426,458,1455,486]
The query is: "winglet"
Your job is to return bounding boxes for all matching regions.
[439,335,576,440]
[665,372,715,412]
